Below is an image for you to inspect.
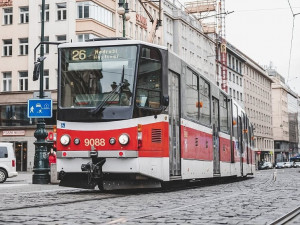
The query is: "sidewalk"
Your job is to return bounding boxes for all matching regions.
[9,172,58,185]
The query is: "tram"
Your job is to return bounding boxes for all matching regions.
[55,38,255,190]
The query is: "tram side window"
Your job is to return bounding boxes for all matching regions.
[220,93,228,133]
[199,77,210,126]
[136,47,162,109]
[185,68,199,121]
[232,104,238,139]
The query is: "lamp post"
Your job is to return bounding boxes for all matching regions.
[117,0,130,37]
[32,0,50,184]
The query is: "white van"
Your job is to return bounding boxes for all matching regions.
[0,142,18,183]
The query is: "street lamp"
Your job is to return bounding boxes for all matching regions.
[32,0,50,184]
[117,0,130,37]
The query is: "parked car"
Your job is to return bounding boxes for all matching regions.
[275,162,285,169]
[293,162,300,168]
[284,162,293,168]
[0,142,18,183]
[259,162,273,170]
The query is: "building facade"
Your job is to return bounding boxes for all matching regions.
[216,41,245,107]
[241,54,274,166]
[268,69,299,162]
[163,0,216,83]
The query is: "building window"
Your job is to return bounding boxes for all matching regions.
[39,36,49,54]
[44,36,49,54]
[57,3,67,20]
[44,70,49,90]
[40,4,50,22]
[77,1,113,28]
[19,71,28,91]
[233,74,235,83]
[20,7,29,23]
[229,72,231,81]
[240,78,242,86]
[78,1,89,18]
[19,38,28,55]
[3,7,13,25]
[3,39,12,56]
[57,35,66,42]
[3,72,12,92]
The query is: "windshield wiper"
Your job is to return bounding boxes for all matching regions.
[90,66,125,115]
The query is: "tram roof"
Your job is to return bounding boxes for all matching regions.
[58,39,168,50]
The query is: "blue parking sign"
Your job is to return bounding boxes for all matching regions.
[28,99,52,118]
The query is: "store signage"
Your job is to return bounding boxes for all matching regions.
[136,14,147,29]
[0,0,12,7]
[3,130,25,136]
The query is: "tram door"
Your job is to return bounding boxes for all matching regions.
[169,71,181,177]
[212,97,220,175]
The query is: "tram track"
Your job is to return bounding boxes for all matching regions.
[269,206,300,225]
[0,176,251,213]
[0,191,125,212]
[1,174,298,225]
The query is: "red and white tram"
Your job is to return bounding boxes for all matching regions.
[56,38,255,190]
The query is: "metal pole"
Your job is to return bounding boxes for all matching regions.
[32,0,50,184]
[122,0,125,37]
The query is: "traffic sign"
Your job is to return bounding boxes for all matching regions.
[27,99,52,118]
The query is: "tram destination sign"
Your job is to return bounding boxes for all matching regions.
[70,47,120,61]
[27,99,52,118]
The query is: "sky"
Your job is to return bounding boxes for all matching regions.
[179,0,300,95]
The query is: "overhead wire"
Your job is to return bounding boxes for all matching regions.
[287,0,296,83]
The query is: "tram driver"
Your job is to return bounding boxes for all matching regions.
[120,79,132,106]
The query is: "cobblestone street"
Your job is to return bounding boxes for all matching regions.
[0,168,299,224]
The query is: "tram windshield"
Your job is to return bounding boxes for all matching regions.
[60,45,137,108]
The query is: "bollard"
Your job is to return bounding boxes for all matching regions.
[50,163,59,184]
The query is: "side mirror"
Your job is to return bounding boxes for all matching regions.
[33,56,46,81]
[162,95,169,107]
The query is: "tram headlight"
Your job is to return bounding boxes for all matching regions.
[74,138,80,145]
[109,137,116,145]
[60,134,71,146]
[118,134,129,145]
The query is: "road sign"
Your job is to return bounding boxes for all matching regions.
[33,91,51,99]
[27,99,52,118]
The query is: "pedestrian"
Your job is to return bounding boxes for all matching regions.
[48,148,57,165]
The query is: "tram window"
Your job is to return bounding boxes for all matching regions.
[199,77,210,126]
[60,46,137,108]
[232,104,238,139]
[186,68,199,121]
[220,94,228,133]
[136,47,162,109]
